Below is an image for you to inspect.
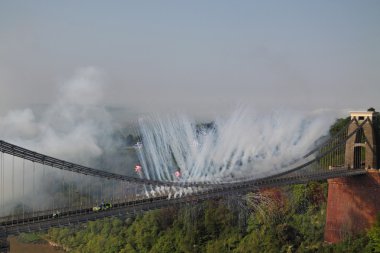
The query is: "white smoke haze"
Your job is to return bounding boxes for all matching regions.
[0,66,342,214]
[137,107,337,183]
[0,67,126,215]
[0,109,40,140]
[0,67,111,163]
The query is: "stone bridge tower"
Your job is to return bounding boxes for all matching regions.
[325,111,380,243]
[345,111,377,170]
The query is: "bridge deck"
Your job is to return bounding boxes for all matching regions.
[1,168,366,235]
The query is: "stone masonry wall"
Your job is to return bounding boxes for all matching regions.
[325,170,380,243]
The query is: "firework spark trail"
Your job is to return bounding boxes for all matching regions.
[136,108,335,190]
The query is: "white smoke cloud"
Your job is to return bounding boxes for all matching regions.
[137,107,338,183]
[0,67,122,215]
[0,108,39,140]
[0,67,343,212]
[0,67,112,163]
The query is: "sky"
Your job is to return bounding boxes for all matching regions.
[1,1,380,119]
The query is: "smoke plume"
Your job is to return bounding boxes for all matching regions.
[137,107,337,183]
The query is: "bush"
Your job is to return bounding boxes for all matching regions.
[18,232,44,243]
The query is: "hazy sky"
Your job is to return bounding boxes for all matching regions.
[1,1,379,118]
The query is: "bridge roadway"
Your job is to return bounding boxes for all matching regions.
[0,168,366,236]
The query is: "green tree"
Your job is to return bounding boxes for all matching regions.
[366,214,380,252]
[329,117,350,136]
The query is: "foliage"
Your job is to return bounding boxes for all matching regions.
[329,117,350,136]
[366,213,380,252]
[43,180,380,253]
[17,232,44,243]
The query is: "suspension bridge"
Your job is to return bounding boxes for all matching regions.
[0,111,378,252]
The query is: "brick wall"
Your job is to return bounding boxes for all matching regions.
[324,170,380,243]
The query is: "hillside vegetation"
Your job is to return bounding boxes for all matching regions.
[42,181,379,253]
